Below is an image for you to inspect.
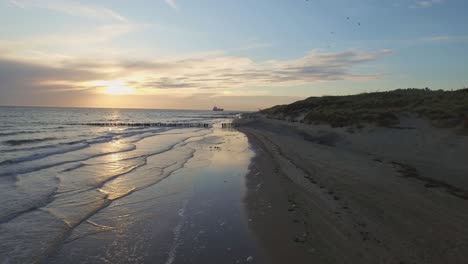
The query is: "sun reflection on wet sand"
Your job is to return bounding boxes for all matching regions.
[48,123,263,264]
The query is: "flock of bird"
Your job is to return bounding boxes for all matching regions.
[305,1,362,49]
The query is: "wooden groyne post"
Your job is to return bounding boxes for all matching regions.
[221,122,237,128]
[82,122,211,128]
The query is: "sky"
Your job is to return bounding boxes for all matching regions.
[0,0,467,110]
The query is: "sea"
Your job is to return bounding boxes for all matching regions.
[0,106,262,263]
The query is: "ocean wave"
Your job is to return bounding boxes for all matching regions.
[0,143,89,167]
[0,124,214,262]
[0,130,41,137]
[2,137,58,146]
[0,142,137,177]
[0,136,103,154]
[0,129,164,167]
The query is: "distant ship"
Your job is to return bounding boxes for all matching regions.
[212,106,224,111]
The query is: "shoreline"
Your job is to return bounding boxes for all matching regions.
[241,129,318,264]
[46,125,266,264]
[237,115,468,263]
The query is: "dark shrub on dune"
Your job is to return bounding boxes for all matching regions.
[376,112,399,127]
[261,88,468,128]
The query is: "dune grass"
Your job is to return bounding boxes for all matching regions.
[261,88,468,128]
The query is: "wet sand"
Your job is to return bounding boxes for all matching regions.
[237,115,468,264]
[47,127,266,264]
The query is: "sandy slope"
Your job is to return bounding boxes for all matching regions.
[237,115,468,264]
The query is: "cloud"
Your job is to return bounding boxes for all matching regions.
[393,34,468,46]
[419,35,450,42]
[0,57,303,110]
[0,46,392,110]
[0,23,140,65]
[99,50,390,93]
[9,0,127,22]
[411,0,446,8]
[0,58,105,108]
[0,58,105,88]
[0,48,391,98]
[164,0,178,10]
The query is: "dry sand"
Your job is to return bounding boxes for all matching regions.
[237,115,468,264]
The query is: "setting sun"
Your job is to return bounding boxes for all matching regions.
[105,85,135,95]
[92,80,135,95]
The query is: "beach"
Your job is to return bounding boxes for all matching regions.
[1,105,468,263]
[237,114,468,264]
